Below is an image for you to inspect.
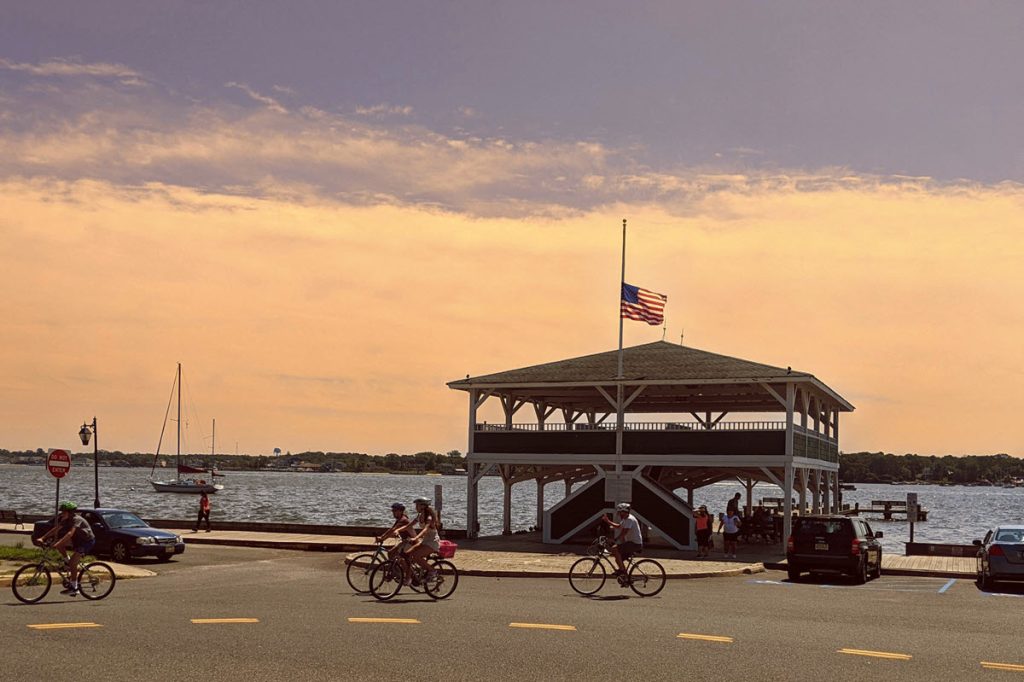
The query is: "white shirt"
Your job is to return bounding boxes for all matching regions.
[617,514,643,545]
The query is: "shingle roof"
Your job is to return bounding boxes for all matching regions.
[448,341,810,386]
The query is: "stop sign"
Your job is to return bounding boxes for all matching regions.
[46,449,72,479]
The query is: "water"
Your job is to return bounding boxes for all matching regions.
[4,465,1022,552]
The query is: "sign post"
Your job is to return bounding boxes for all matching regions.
[906,492,919,543]
[47,449,72,519]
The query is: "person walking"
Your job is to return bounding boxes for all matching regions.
[194,491,212,532]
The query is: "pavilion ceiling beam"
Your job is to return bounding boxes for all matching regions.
[475,388,495,408]
[595,385,618,410]
[759,382,788,408]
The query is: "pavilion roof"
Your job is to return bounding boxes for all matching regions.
[447,341,853,412]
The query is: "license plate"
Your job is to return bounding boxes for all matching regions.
[164,546,174,554]
[814,542,828,551]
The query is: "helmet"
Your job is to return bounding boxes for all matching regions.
[413,497,430,506]
[59,501,78,512]
[390,502,406,512]
[615,503,631,512]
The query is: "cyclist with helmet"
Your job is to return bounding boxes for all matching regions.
[34,502,95,596]
[376,502,415,559]
[603,503,643,577]
[403,497,441,584]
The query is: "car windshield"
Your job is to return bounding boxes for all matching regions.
[795,520,850,537]
[995,530,1023,543]
[101,512,148,529]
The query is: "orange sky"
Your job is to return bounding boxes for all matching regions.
[3,176,1023,456]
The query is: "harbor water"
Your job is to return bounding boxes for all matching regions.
[4,464,1022,552]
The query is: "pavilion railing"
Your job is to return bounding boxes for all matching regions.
[476,420,790,433]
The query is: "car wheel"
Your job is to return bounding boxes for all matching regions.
[111,541,131,563]
[787,567,801,582]
[854,558,868,585]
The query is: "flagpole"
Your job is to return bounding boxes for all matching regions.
[615,218,626,480]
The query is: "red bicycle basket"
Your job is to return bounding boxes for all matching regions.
[438,540,458,558]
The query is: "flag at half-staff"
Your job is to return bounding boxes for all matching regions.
[620,283,667,326]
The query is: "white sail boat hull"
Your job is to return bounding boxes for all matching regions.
[150,479,224,494]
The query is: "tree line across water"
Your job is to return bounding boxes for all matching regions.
[0,448,466,474]
[839,452,1024,484]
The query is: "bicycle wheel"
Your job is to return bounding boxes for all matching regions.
[628,559,666,597]
[424,559,458,600]
[78,562,116,600]
[368,559,404,601]
[12,564,51,604]
[568,557,606,596]
[346,553,379,594]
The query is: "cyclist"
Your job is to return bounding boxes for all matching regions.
[376,502,415,558]
[603,502,642,578]
[33,501,95,596]
[403,497,441,584]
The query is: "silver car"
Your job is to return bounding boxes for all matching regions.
[974,525,1024,589]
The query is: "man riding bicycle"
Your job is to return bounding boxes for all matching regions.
[376,502,415,558]
[34,501,95,596]
[604,503,643,577]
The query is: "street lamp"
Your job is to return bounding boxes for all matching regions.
[79,417,99,508]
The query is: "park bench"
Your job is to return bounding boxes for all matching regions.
[0,509,25,529]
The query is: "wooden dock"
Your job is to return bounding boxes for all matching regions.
[842,500,929,521]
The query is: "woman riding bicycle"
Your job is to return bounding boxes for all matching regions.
[33,501,95,597]
[402,497,441,584]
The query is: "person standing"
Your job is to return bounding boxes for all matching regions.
[726,492,742,516]
[719,508,742,559]
[694,506,712,558]
[194,491,212,532]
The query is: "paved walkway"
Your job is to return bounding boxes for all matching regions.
[0,523,976,578]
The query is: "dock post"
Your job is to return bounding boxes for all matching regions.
[536,478,545,531]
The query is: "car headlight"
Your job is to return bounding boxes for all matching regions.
[136,537,156,545]
[175,535,182,543]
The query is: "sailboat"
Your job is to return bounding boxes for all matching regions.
[150,363,225,494]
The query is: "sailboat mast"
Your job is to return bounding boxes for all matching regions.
[211,418,216,457]
[176,362,181,476]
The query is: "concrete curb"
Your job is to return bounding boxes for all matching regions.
[0,562,156,587]
[762,561,974,580]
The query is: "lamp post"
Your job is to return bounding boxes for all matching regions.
[79,418,99,508]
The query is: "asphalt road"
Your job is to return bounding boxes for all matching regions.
[3,539,1023,682]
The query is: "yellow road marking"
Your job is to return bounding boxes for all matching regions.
[677,633,734,643]
[347,618,421,624]
[982,662,1024,672]
[191,618,260,624]
[28,623,102,630]
[838,648,911,660]
[509,622,577,631]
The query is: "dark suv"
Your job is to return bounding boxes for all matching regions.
[786,515,883,583]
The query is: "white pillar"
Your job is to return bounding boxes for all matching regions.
[783,463,794,544]
[502,476,512,535]
[536,478,545,531]
[811,469,821,514]
[822,469,831,513]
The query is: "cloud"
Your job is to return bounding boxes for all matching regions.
[354,103,414,117]
[225,82,287,113]
[0,57,146,85]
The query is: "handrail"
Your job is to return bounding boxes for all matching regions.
[475,420,791,432]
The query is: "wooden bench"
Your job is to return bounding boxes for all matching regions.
[0,509,25,529]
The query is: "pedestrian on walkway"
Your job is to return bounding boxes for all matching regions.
[194,491,212,532]
[694,506,712,558]
[726,492,741,516]
[719,508,741,559]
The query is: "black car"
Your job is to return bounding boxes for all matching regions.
[786,514,883,583]
[32,508,185,562]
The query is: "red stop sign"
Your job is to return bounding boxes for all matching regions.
[46,449,72,479]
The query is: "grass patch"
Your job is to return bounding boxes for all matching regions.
[0,543,43,562]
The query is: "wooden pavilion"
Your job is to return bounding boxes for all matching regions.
[447,341,853,549]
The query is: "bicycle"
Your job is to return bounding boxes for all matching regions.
[568,536,666,597]
[346,539,423,594]
[11,545,116,604]
[368,549,458,601]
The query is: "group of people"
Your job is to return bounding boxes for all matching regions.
[693,492,787,559]
[375,497,442,585]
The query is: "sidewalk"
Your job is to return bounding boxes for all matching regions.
[1,523,976,579]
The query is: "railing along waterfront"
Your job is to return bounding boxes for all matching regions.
[475,421,789,432]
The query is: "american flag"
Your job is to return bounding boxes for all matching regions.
[621,283,667,325]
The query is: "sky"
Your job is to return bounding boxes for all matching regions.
[1,2,1023,457]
